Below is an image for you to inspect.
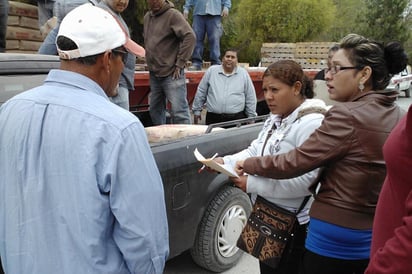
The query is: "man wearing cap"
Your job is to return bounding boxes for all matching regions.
[98,0,137,110]
[144,0,195,125]
[0,4,168,274]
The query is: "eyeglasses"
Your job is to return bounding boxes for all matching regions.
[112,48,128,64]
[325,65,362,75]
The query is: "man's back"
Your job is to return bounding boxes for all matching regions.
[0,70,168,273]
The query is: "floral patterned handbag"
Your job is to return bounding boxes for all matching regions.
[237,195,310,268]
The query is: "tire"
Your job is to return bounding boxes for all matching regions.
[190,185,252,272]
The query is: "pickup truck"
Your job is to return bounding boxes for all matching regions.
[146,120,266,272]
[1,53,323,272]
[0,53,268,272]
[386,67,412,98]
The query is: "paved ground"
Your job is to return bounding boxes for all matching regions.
[396,93,412,111]
[164,250,259,274]
[164,93,412,274]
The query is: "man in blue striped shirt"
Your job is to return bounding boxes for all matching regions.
[0,4,168,274]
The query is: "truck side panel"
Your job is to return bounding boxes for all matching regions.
[150,123,262,258]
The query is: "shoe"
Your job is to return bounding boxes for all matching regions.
[188,65,201,71]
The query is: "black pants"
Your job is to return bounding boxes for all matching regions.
[299,249,369,274]
[260,222,307,274]
[205,111,246,125]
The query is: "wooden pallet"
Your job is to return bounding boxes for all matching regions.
[261,42,337,69]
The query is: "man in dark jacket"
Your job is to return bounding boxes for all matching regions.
[144,0,195,125]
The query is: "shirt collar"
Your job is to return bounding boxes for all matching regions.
[217,65,238,76]
[45,69,109,100]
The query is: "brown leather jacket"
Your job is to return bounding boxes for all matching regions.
[243,90,404,229]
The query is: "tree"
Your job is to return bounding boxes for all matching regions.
[314,0,367,42]
[226,0,336,65]
[359,0,410,43]
[122,0,146,45]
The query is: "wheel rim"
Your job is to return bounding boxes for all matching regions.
[217,205,248,258]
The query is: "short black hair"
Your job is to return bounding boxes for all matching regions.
[56,35,100,65]
[223,48,239,56]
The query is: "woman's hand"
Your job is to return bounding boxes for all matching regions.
[230,175,248,192]
[234,160,245,176]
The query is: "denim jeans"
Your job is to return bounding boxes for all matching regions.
[110,85,130,111]
[191,15,223,68]
[38,0,87,55]
[37,0,55,27]
[0,0,7,52]
[149,71,191,125]
[38,26,58,54]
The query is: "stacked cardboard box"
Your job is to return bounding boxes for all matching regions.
[6,1,42,53]
[261,42,336,70]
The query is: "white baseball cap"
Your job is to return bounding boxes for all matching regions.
[57,3,145,60]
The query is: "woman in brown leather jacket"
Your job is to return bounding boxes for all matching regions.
[233,33,408,274]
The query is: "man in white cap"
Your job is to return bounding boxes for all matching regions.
[0,4,168,274]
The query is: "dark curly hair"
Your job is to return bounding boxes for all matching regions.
[263,60,314,99]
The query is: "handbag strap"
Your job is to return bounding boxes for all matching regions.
[296,195,311,215]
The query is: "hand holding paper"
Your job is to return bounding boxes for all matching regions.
[234,160,245,176]
[198,152,218,173]
[194,148,239,177]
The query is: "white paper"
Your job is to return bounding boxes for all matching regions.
[194,148,239,177]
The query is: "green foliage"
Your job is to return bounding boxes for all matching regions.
[359,0,410,43]
[314,0,366,41]
[18,0,412,64]
[226,0,336,65]
[121,0,411,65]
[122,0,146,45]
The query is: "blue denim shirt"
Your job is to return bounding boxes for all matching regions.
[0,70,169,274]
[183,0,231,16]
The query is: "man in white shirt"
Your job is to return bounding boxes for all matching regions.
[192,49,257,125]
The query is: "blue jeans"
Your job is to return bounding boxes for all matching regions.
[38,0,87,55]
[110,85,130,111]
[37,0,55,27]
[0,0,7,52]
[191,15,223,68]
[38,26,58,54]
[149,71,191,125]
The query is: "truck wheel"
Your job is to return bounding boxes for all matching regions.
[190,185,252,272]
